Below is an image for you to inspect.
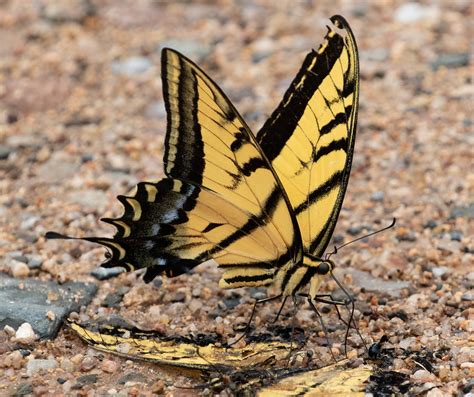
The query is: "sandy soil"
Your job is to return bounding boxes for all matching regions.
[0,0,472,395]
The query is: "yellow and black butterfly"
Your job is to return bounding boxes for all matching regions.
[47,15,359,311]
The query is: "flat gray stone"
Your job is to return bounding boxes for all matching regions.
[0,273,97,339]
[339,269,411,298]
[26,358,57,376]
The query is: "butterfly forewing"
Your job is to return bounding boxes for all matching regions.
[256,15,359,256]
[95,48,303,287]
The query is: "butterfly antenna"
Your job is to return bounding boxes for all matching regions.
[327,218,396,260]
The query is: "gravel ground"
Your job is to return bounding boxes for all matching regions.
[0,0,472,395]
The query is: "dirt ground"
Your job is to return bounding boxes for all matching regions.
[0,0,472,395]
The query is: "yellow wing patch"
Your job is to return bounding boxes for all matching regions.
[68,321,293,371]
[257,359,373,397]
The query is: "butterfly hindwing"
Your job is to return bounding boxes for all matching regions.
[256,15,359,256]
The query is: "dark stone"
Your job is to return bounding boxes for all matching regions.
[387,310,408,322]
[9,254,29,263]
[357,302,373,316]
[81,153,94,163]
[430,53,470,70]
[118,372,147,385]
[463,378,474,393]
[152,277,163,289]
[332,234,344,244]
[102,292,125,308]
[249,287,267,300]
[347,225,363,236]
[12,383,33,397]
[423,220,437,229]
[0,145,13,160]
[223,296,240,309]
[73,374,98,389]
[449,231,463,241]
[396,232,417,242]
[7,113,18,124]
[90,266,124,280]
[0,273,97,338]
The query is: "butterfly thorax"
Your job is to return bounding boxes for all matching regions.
[274,254,333,298]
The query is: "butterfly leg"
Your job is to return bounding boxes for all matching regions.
[285,295,300,367]
[271,296,288,324]
[307,297,338,362]
[229,294,283,346]
[303,291,367,357]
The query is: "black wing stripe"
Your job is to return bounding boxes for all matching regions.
[257,35,345,162]
[294,170,343,214]
[312,138,348,164]
[319,109,351,136]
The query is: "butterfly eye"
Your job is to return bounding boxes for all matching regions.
[104,251,112,259]
[317,262,331,275]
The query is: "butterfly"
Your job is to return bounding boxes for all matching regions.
[47,15,359,308]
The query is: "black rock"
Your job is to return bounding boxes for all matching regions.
[0,273,97,338]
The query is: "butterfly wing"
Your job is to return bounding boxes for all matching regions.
[256,15,359,256]
[90,48,302,287]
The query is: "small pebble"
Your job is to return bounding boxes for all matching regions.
[432,267,449,278]
[449,231,463,241]
[3,350,23,369]
[13,384,33,396]
[80,356,96,372]
[101,359,118,373]
[90,266,125,280]
[60,358,74,372]
[26,255,43,269]
[111,56,153,76]
[370,191,384,201]
[4,325,16,336]
[151,380,166,394]
[15,323,37,344]
[9,260,30,278]
[411,369,436,382]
